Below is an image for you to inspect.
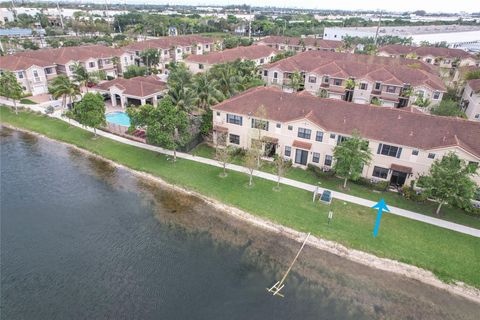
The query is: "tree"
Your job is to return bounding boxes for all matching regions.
[245,148,259,187]
[72,92,106,137]
[273,156,289,191]
[140,48,160,74]
[464,70,480,80]
[72,63,98,92]
[215,134,232,177]
[431,99,466,118]
[128,98,190,162]
[422,152,478,215]
[288,71,303,91]
[48,75,80,110]
[123,65,147,79]
[317,88,328,98]
[414,95,431,108]
[271,50,295,63]
[0,71,23,115]
[192,72,224,110]
[333,131,372,189]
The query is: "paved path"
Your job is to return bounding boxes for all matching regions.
[4,103,478,238]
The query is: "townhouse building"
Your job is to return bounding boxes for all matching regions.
[123,35,215,73]
[378,45,478,69]
[461,79,480,121]
[212,87,480,187]
[0,55,57,95]
[15,45,133,79]
[260,50,446,107]
[257,36,342,52]
[0,45,133,95]
[184,45,277,73]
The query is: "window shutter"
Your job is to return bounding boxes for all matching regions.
[377,144,382,154]
[397,147,402,158]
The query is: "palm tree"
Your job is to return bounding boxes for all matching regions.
[192,73,224,110]
[72,63,98,92]
[212,64,244,98]
[168,83,196,112]
[49,75,80,110]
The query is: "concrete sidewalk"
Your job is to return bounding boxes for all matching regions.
[39,111,478,238]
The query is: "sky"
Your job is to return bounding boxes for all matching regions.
[101,0,480,13]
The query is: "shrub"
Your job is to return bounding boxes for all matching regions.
[402,185,427,202]
[354,177,389,191]
[230,147,246,158]
[307,163,336,178]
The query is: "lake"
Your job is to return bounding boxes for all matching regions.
[1,127,479,319]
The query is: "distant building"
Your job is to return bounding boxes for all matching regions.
[123,35,215,73]
[378,44,478,68]
[0,28,45,38]
[185,45,277,73]
[461,79,480,121]
[323,25,480,47]
[257,36,342,52]
[168,27,178,37]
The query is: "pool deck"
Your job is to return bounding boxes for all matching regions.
[105,102,124,114]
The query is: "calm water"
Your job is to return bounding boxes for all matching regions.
[1,127,479,320]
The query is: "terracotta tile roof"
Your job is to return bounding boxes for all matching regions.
[96,76,166,97]
[212,86,480,157]
[292,140,312,150]
[264,50,445,91]
[185,45,276,65]
[379,44,474,59]
[258,36,342,49]
[124,35,214,51]
[14,45,126,65]
[0,55,54,71]
[468,79,480,93]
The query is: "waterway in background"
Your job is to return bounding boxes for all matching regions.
[1,126,479,320]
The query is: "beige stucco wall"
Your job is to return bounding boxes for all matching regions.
[213,109,480,186]
[462,83,480,121]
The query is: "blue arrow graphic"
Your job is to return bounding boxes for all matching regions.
[372,199,390,238]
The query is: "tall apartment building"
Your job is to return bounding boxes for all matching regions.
[257,36,342,52]
[461,79,480,121]
[260,50,446,107]
[123,35,215,72]
[212,86,480,187]
[0,45,133,95]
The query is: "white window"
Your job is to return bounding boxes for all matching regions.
[308,76,317,83]
[17,72,24,79]
[89,62,95,68]
[360,83,368,90]
[433,91,440,100]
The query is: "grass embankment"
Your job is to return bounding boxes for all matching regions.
[19,98,37,105]
[191,144,480,229]
[1,106,479,289]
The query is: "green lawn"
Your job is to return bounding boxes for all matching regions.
[1,106,479,289]
[190,143,480,229]
[19,98,37,105]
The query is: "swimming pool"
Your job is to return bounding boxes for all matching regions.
[106,112,131,127]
